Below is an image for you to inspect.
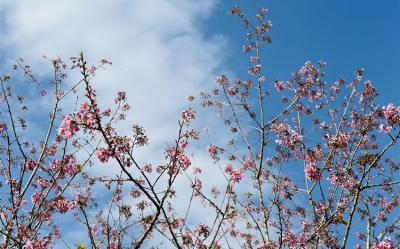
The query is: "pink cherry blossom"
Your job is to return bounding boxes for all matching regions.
[57,116,79,138]
[327,132,350,149]
[379,124,392,133]
[181,109,196,123]
[248,64,261,75]
[25,160,36,171]
[224,164,233,174]
[193,166,202,174]
[274,80,285,92]
[24,240,34,249]
[0,122,6,132]
[328,172,355,189]
[96,147,111,163]
[178,154,191,169]
[207,144,224,161]
[192,179,202,195]
[54,196,69,213]
[304,160,321,182]
[382,103,400,125]
[360,80,378,102]
[227,86,238,96]
[89,224,97,236]
[31,191,44,204]
[194,223,210,237]
[355,231,365,241]
[372,237,394,249]
[179,139,189,149]
[215,75,229,86]
[231,168,244,183]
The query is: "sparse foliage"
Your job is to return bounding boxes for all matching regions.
[0,4,399,249]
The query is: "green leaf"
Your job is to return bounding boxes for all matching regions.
[75,243,87,249]
[77,164,84,172]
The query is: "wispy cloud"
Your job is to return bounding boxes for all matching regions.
[1,0,227,142]
[1,0,233,247]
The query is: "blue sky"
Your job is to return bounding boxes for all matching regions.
[209,0,399,104]
[0,0,399,248]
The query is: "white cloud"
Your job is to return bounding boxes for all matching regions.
[1,0,235,247]
[1,0,227,142]
[0,0,232,177]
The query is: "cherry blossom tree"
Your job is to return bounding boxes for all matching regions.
[1,4,399,249]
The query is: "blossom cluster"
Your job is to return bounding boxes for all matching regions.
[57,116,79,138]
[304,155,321,182]
[371,237,394,249]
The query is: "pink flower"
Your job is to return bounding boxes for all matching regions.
[282,231,298,247]
[299,61,312,76]
[54,196,69,213]
[274,80,285,92]
[248,64,261,75]
[242,157,256,169]
[76,105,97,128]
[272,122,289,133]
[227,86,238,96]
[182,231,193,245]
[24,240,34,249]
[215,75,229,86]
[165,146,178,158]
[207,144,224,161]
[37,177,50,188]
[328,173,355,189]
[382,103,400,125]
[141,163,153,173]
[275,129,302,148]
[178,154,191,169]
[56,90,64,98]
[231,168,243,183]
[304,160,321,182]
[360,80,378,102]
[315,202,327,215]
[355,232,365,241]
[192,179,202,195]
[186,129,200,140]
[40,89,47,96]
[244,203,253,212]
[379,124,392,133]
[283,178,291,188]
[376,211,385,221]
[0,122,7,132]
[116,91,126,101]
[25,160,36,171]
[58,117,79,139]
[194,224,210,237]
[96,148,110,163]
[15,198,28,208]
[80,102,90,111]
[69,201,76,210]
[179,139,189,149]
[31,191,44,204]
[372,237,394,249]
[181,109,196,123]
[327,132,350,149]
[193,166,202,174]
[224,164,233,174]
[243,45,251,53]
[89,224,97,236]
